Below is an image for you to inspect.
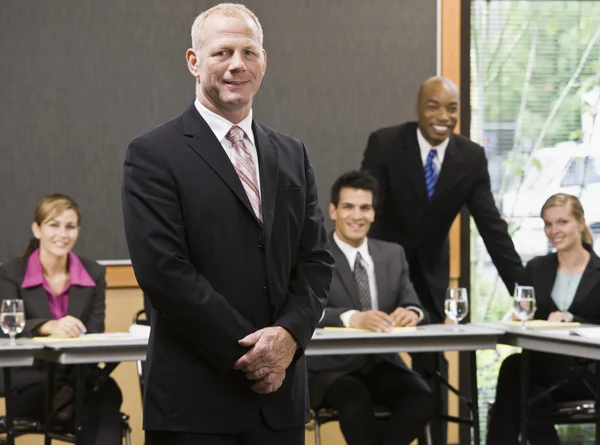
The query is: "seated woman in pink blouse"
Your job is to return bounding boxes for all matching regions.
[0,193,123,445]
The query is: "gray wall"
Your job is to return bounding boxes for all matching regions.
[0,0,437,261]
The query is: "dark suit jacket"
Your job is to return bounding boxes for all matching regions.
[0,254,106,391]
[122,103,334,434]
[362,121,524,320]
[524,246,600,324]
[306,235,428,406]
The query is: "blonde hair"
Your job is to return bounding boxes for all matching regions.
[190,3,264,50]
[24,193,81,257]
[541,193,593,247]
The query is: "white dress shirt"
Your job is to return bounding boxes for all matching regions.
[417,127,450,173]
[194,99,261,198]
[334,233,423,327]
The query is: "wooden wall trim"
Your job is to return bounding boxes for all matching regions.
[441,0,462,280]
[106,265,138,289]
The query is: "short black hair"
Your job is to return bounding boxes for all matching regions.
[330,170,378,207]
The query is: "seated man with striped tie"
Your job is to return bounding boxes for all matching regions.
[307,171,436,445]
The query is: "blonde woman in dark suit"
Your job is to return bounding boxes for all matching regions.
[0,193,123,445]
[487,193,600,445]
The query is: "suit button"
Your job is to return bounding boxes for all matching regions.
[262,286,270,296]
[256,238,264,248]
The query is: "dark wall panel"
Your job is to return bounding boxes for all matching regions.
[0,0,437,260]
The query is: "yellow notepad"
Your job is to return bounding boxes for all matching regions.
[498,320,580,329]
[32,332,136,343]
[323,327,417,333]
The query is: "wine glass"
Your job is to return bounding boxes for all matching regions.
[1,299,25,346]
[444,288,469,331]
[513,286,536,329]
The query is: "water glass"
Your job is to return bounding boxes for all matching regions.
[445,287,469,331]
[513,286,536,329]
[1,299,25,346]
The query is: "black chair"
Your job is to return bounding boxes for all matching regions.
[0,413,132,444]
[306,406,431,445]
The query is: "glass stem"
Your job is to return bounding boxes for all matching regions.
[8,332,16,346]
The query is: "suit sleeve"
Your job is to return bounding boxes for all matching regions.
[361,132,389,218]
[122,137,257,372]
[274,145,334,353]
[84,265,106,334]
[393,245,430,324]
[467,150,525,295]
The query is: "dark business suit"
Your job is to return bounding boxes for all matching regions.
[307,236,435,445]
[0,255,123,445]
[361,121,525,444]
[122,103,334,441]
[488,246,600,445]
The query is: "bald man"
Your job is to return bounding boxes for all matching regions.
[361,76,524,444]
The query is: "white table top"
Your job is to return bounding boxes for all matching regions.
[0,339,45,367]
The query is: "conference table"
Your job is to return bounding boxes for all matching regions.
[0,339,45,445]
[31,324,503,445]
[485,323,600,445]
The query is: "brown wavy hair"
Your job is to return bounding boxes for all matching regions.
[23,193,82,257]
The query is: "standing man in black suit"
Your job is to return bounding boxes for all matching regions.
[307,171,436,445]
[122,4,334,445]
[361,76,524,443]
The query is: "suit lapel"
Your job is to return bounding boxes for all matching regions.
[22,286,53,320]
[570,251,600,310]
[67,286,91,319]
[368,240,389,310]
[398,128,427,202]
[431,135,463,203]
[536,254,559,313]
[330,238,362,309]
[254,122,278,239]
[182,104,259,223]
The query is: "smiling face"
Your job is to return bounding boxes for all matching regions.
[416,79,459,146]
[32,209,80,259]
[330,188,375,248]
[542,203,585,252]
[186,11,267,123]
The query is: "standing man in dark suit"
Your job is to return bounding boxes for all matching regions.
[361,76,524,443]
[307,171,436,445]
[122,4,334,445]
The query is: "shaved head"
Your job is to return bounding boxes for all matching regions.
[416,76,460,146]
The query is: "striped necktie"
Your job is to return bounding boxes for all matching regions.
[353,253,372,311]
[226,125,263,222]
[424,148,438,201]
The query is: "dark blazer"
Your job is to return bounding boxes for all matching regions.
[0,254,106,391]
[524,246,600,324]
[306,235,428,406]
[122,103,334,434]
[362,121,524,320]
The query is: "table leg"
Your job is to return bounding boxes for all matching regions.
[595,361,600,445]
[3,368,14,445]
[520,350,530,445]
[470,350,480,445]
[44,363,55,445]
[74,366,85,445]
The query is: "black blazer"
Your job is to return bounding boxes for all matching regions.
[122,103,334,434]
[0,254,106,392]
[362,121,524,319]
[524,246,600,324]
[306,235,428,406]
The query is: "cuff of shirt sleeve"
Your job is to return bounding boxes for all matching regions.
[340,310,359,327]
[405,306,424,322]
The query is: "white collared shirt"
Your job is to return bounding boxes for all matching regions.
[417,127,450,173]
[194,99,261,198]
[334,233,424,327]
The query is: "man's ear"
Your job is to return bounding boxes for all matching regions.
[329,203,337,222]
[186,48,200,79]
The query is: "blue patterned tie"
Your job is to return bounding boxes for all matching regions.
[424,148,438,201]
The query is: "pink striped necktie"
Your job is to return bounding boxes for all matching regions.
[225,125,263,222]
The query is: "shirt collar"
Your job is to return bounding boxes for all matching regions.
[21,249,96,289]
[416,127,450,161]
[194,99,255,147]
[333,232,372,269]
